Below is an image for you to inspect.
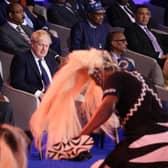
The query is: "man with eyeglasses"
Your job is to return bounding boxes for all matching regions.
[10,30,59,100]
[70,0,111,51]
[106,30,135,71]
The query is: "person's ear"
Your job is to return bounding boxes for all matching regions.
[111,41,116,48]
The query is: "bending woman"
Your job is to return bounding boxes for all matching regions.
[80,60,168,167]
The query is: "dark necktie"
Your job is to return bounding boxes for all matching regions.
[38,59,50,90]
[144,27,162,53]
[16,25,30,43]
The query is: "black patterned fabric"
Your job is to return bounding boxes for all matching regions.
[47,135,94,160]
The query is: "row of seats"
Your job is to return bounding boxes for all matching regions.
[0,47,168,131]
[0,50,39,130]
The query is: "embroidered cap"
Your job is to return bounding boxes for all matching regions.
[86,0,105,13]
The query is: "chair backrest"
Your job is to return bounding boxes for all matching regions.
[49,23,71,52]
[155,85,168,101]
[0,51,39,130]
[158,24,168,33]
[147,3,165,25]
[125,49,164,86]
[34,4,47,21]
[2,83,40,130]
[151,28,168,35]
[0,50,14,82]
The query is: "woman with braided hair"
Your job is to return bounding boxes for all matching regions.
[80,61,168,167]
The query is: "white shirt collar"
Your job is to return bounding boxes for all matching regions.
[138,24,148,31]
[111,51,121,63]
[87,20,97,29]
[31,50,45,61]
[8,21,19,30]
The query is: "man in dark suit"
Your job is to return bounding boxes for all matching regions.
[106,0,136,28]
[125,5,168,68]
[47,0,82,28]
[10,30,59,100]
[70,0,111,51]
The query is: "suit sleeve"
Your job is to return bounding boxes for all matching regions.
[125,26,160,60]
[10,54,39,93]
[0,29,29,54]
[70,23,83,51]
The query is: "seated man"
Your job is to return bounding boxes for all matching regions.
[10,30,60,100]
[125,5,168,68]
[0,2,61,55]
[47,0,82,28]
[106,30,135,71]
[106,0,136,29]
[70,0,111,51]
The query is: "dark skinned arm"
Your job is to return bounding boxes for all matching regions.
[80,94,119,135]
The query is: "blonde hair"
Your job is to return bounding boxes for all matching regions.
[31,29,52,44]
[0,124,29,168]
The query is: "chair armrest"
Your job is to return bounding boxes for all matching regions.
[2,83,40,130]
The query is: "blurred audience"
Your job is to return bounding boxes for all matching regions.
[10,30,59,100]
[47,0,82,28]
[70,0,111,51]
[0,2,61,55]
[125,5,168,68]
[106,0,136,28]
[23,0,48,30]
[106,30,135,71]
[0,124,29,168]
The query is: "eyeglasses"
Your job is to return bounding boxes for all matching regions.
[113,39,127,42]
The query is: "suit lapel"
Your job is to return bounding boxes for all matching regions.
[6,23,30,45]
[135,24,154,46]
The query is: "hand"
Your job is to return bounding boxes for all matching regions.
[0,93,9,102]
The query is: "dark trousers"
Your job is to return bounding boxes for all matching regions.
[0,102,14,125]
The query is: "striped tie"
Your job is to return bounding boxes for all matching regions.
[16,25,30,44]
[144,27,163,53]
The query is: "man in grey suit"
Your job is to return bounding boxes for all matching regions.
[0,2,33,55]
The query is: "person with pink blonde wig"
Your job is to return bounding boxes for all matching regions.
[29,48,119,160]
